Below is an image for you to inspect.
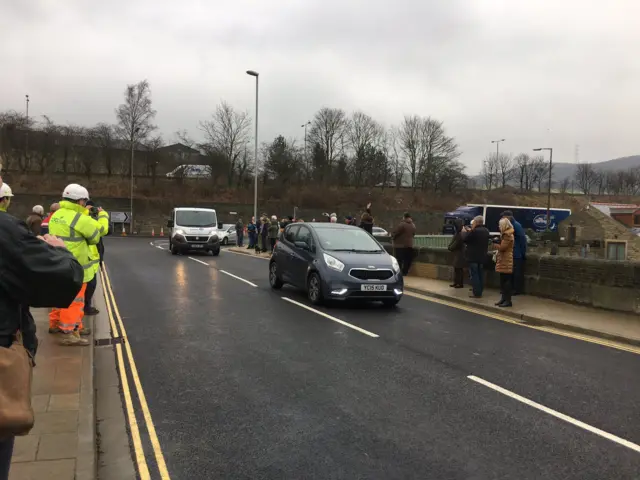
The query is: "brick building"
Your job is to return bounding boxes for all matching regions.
[559,204,640,261]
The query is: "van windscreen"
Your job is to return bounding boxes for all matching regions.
[175,210,217,227]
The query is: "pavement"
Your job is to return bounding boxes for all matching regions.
[9,310,95,480]
[92,237,640,479]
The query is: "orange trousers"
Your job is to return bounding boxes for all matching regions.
[49,283,87,333]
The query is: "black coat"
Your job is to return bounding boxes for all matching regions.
[462,225,490,264]
[0,212,83,356]
[448,232,466,268]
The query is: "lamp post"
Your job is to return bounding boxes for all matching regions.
[130,126,140,234]
[25,95,30,159]
[246,70,259,223]
[533,147,553,230]
[301,121,310,178]
[491,138,505,161]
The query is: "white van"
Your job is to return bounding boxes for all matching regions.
[167,207,222,256]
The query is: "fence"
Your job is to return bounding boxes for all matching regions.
[414,235,453,248]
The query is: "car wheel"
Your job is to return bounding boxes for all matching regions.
[307,272,323,305]
[170,241,179,255]
[211,248,220,257]
[222,237,229,246]
[269,262,283,289]
[381,298,399,308]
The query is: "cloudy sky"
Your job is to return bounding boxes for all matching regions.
[2,0,639,173]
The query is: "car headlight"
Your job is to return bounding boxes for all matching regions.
[323,253,345,272]
[174,229,185,237]
[391,256,400,273]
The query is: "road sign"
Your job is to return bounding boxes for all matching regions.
[111,212,131,224]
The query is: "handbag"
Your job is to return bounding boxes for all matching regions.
[0,331,34,438]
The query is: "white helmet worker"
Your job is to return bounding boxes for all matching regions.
[32,205,45,216]
[0,183,14,198]
[62,183,89,201]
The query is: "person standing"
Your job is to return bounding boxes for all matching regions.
[25,205,45,235]
[40,203,60,236]
[260,215,269,253]
[0,182,14,213]
[494,217,515,307]
[500,210,527,295]
[447,218,466,288]
[0,175,84,479]
[268,215,279,252]
[48,184,109,346]
[235,218,244,247]
[392,212,416,276]
[359,202,374,234]
[463,216,490,298]
[247,216,257,249]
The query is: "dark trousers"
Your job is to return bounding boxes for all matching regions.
[468,262,484,297]
[397,247,414,276]
[0,436,14,480]
[500,273,513,304]
[85,275,97,311]
[261,234,268,252]
[248,232,256,248]
[512,258,524,294]
[453,267,464,286]
[269,238,277,252]
[237,232,244,247]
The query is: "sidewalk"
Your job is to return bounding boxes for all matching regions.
[404,277,640,346]
[9,310,95,480]
[228,246,271,258]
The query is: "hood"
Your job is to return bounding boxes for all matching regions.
[182,226,218,235]
[403,218,414,224]
[325,250,394,269]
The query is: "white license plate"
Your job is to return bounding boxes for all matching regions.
[191,244,204,249]
[361,284,387,292]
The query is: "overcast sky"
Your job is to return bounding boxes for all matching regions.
[2,0,639,173]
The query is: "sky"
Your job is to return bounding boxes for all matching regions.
[2,0,639,173]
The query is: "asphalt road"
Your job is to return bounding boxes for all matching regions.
[103,237,640,480]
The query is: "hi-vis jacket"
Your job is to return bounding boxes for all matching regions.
[48,201,109,283]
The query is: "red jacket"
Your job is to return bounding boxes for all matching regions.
[40,212,54,235]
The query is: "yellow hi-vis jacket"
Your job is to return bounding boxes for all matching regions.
[49,201,110,283]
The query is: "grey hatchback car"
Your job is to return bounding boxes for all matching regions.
[269,222,404,307]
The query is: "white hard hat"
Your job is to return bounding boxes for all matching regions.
[33,205,45,215]
[62,183,89,200]
[0,183,14,198]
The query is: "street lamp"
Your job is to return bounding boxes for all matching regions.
[491,138,505,161]
[25,95,30,158]
[301,121,310,178]
[246,70,259,223]
[533,147,553,230]
[130,126,140,234]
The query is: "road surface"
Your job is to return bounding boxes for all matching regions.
[101,237,640,480]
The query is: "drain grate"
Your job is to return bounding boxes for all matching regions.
[94,337,126,347]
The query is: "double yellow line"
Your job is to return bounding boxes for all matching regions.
[99,264,171,480]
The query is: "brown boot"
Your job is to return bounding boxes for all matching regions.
[48,327,61,334]
[59,331,90,346]
[79,327,92,336]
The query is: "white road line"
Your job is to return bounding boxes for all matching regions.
[188,257,210,266]
[156,246,165,250]
[219,270,258,287]
[468,375,640,454]
[282,297,379,338]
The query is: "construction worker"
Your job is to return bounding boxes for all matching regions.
[40,202,60,235]
[0,182,13,212]
[48,184,109,346]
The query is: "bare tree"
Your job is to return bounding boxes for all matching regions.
[514,153,533,191]
[496,153,514,188]
[0,110,34,171]
[33,115,59,173]
[575,163,597,194]
[77,127,100,178]
[558,177,571,195]
[530,155,549,192]
[143,136,165,184]
[199,101,251,186]
[481,154,499,190]
[386,128,405,190]
[94,123,117,176]
[594,170,607,195]
[347,111,383,187]
[59,125,81,174]
[115,79,157,176]
[308,107,348,184]
[417,117,461,192]
[397,115,422,190]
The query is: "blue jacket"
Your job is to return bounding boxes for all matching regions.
[512,219,527,259]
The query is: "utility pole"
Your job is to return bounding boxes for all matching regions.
[246,70,259,223]
[533,147,554,230]
[301,121,310,179]
[25,95,30,161]
[130,126,139,234]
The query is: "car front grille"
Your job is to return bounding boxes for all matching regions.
[186,236,208,242]
[349,269,394,281]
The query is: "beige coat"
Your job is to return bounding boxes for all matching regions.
[495,228,514,274]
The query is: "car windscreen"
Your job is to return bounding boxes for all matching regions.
[315,227,383,252]
[175,210,217,227]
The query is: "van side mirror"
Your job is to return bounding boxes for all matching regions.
[218,222,223,229]
[294,241,310,251]
[167,220,174,228]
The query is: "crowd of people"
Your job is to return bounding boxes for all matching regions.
[0,172,110,477]
[448,210,527,307]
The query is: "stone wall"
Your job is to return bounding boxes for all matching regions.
[384,245,640,314]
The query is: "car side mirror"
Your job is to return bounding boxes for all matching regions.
[294,241,310,251]
[218,222,223,229]
[167,220,174,228]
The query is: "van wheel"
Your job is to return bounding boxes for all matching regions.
[211,248,220,257]
[222,237,229,246]
[307,272,323,305]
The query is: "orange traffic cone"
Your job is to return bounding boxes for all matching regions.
[160,227,164,237]
[151,228,155,237]
[121,224,126,237]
